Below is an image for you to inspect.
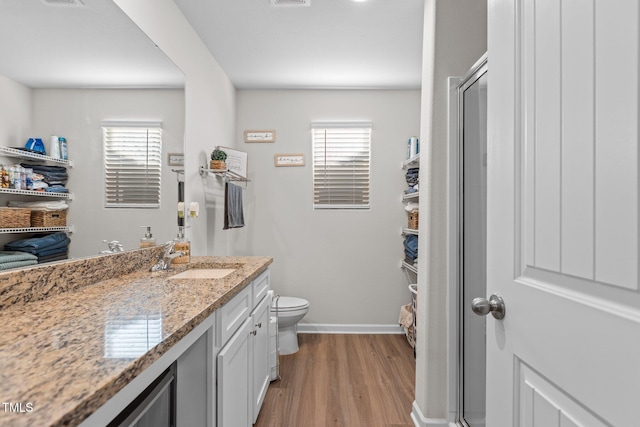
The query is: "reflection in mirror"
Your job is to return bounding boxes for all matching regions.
[0,0,185,263]
[104,312,163,359]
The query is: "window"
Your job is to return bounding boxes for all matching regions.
[103,122,162,208]
[312,122,371,209]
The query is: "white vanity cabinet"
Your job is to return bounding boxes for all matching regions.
[217,269,272,427]
[250,291,271,423]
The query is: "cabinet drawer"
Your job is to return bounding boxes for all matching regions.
[252,269,270,307]
[216,285,252,346]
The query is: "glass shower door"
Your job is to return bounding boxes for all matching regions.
[458,60,487,427]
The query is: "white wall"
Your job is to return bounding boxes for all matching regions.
[233,89,420,326]
[414,0,487,424]
[0,76,32,250]
[0,75,32,145]
[115,0,237,256]
[31,89,184,257]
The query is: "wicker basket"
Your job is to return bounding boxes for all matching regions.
[210,160,227,170]
[0,207,31,229]
[31,210,67,227]
[408,210,419,230]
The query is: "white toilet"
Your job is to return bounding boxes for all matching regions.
[271,296,310,355]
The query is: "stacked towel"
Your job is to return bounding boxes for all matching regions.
[21,163,68,193]
[5,232,70,263]
[224,182,245,229]
[404,234,418,262]
[0,251,38,270]
[7,200,69,211]
[405,167,419,194]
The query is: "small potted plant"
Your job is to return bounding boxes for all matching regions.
[210,148,227,170]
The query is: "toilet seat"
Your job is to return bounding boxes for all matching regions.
[272,296,309,312]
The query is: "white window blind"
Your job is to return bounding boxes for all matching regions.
[312,122,371,209]
[103,123,162,208]
[103,314,163,359]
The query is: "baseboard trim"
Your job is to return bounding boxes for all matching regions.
[297,323,404,334]
[411,401,450,427]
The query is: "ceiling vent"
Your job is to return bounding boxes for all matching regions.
[40,0,85,7]
[269,0,310,7]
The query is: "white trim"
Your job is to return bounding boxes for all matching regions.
[102,120,163,129]
[411,401,451,427]
[448,75,462,422]
[310,121,372,129]
[297,323,404,334]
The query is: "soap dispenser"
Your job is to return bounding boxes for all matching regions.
[139,226,157,248]
[172,226,190,264]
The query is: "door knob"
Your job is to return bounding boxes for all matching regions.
[471,294,506,320]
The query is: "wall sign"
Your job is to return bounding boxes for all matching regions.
[244,130,275,143]
[167,153,184,166]
[274,153,305,167]
[218,146,248,178]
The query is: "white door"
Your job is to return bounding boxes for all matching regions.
[486,0,640,426]
[250,293,271,423]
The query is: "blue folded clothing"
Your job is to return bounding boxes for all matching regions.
[404,234,418,252]
[33,244,69,258]
[404,248,418,261]
[0,251,38,263]
[45,186,69,193]
[5,232,68,251]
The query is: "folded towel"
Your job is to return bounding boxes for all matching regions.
[45,187,69,193]
[8,200,69,210]
[0,260,38,270]
[0,251,38,264]
[399,303,413,328]
[30,242,69,258]
[38,251,68,264]
[224,182,245,229]
[5,232,68,252]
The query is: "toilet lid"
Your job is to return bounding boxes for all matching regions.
[272,296,309,312]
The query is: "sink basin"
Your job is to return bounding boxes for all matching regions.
[170,268,236,280]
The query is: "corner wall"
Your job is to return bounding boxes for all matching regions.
[114,0,236,256]
[414,0,487,423]
[0,75,31,148]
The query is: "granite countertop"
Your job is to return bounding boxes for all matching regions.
[0,254,272,427]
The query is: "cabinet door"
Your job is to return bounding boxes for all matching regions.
[217,318,251,427]
[250,294,272,423]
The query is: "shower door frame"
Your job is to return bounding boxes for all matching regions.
[448,53,488,427]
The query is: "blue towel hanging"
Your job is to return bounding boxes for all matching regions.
[224,182,245,229]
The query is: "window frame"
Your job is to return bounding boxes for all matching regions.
[102,122,163,209]
[311,121,372,210]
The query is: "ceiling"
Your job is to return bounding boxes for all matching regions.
[0,0,424,90]
[175,0,425,89]
[0,0,184,89]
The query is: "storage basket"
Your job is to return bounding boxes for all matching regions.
[406,284,418,349]
[0,207,31,229]
[31,210,67,227]
[408,210,419,230]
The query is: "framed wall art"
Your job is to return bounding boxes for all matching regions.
[274,153,305,167]
[244,130,275,143]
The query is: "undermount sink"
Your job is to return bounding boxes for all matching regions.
[169,268,236,280]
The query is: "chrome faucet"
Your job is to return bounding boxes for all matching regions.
[100,240,124,254]
[150,241,185,272]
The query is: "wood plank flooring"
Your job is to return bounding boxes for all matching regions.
[254,334,416,427]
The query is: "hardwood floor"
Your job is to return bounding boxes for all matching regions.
[254,334,416,427]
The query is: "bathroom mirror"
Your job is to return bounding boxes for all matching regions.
[0,0,186,261]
